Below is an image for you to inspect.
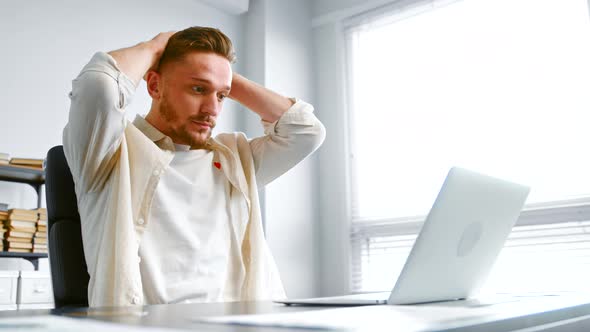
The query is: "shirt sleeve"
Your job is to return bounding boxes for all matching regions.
[249,99,326,187]
[62,52,137,193]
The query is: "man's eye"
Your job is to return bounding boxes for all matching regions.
[192,86,205,93]
[218,94,227,101]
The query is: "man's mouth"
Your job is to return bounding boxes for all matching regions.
[191,120,212,130]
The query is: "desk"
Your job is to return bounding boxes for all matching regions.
[1,294,590,331]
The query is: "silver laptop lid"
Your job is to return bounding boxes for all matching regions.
[388,167,530,304]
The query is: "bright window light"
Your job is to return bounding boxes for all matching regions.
[347,0,590,294]
[348,0,590,220]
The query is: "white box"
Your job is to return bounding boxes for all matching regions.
[37,258,50,273]
[18,303,54,310]
[0,304,17,310]
[17,271,54,307]
[0,271,19,310]
[0,258,34,271]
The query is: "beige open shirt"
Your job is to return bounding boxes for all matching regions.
[63,52,326,307]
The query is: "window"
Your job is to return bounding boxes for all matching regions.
[345,0,590,293]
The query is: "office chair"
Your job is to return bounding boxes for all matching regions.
[45,145,89,308]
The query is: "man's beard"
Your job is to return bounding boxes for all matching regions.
[160,97,216,149]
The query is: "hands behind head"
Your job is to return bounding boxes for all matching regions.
[143,31,176,81]
[151,31,176,53]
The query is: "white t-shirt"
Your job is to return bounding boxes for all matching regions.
[139,143,232,304]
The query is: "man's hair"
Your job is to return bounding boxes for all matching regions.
[158,26,236,70]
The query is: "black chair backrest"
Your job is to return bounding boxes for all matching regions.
[45,145,89,308]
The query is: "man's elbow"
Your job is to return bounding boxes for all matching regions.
[314,120,327,150]
[300,120,327,156]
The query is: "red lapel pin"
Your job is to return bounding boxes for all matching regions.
[213,162,221,170]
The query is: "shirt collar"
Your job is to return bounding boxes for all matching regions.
[132,115,175,151]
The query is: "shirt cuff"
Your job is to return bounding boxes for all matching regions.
[262,99,317,134]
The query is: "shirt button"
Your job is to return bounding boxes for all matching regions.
[153,169,160,176]
[132,296,140,305]
[137,218,145,225]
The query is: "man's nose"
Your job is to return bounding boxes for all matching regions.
[201,93,221,116]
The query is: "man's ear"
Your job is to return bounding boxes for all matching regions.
[146,70,162,99]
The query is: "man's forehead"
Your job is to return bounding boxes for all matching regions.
[171,52,232,78]
[165,52,232,86]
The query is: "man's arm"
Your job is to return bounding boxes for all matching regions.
[63,33,173,192]
[229,73,294,123]
[232,75,326,187]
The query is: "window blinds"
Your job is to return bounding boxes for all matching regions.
[351,218,590,294]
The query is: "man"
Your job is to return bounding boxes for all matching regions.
[63,27,325,307]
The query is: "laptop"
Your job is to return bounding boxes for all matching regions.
[276,167,530,306]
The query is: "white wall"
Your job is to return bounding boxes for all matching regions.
[243,0,319,299]
[266,0,319,299]
[312,0,400,296]
[0,0,245,209]
[312,22,352,297]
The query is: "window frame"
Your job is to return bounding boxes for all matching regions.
[342,0,590,293]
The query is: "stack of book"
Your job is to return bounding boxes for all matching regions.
[33,208,48,253]
[9,157,44,170]
[0,153,8,166]
[3,208,37,253]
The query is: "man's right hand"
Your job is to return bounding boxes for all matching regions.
[144,31,176,72]
[108,31,176,86]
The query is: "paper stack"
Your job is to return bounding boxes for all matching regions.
[4,209,37,253]
[33,208,48,253]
